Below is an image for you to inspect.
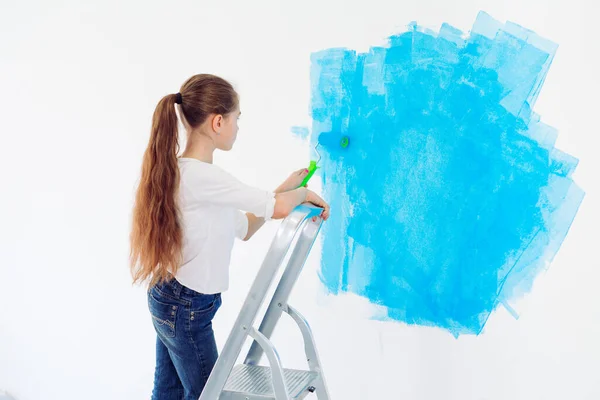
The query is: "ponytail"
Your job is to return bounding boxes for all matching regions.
[130,93,183,288]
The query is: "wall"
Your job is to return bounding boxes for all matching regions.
[0,0,598,399]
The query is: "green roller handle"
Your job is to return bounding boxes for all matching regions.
[300,160,319,187]
[298,136,349,187]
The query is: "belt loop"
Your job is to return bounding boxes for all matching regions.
[170,278,182,297]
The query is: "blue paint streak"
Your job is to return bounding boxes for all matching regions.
[291,126,310,140]
[306,11,585,336]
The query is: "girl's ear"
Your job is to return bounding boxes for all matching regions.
[211,114,223,134]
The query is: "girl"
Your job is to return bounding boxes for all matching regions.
[129,73,330,400]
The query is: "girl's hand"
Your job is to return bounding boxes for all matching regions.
[274,168,310,193]
[306,190,330,221]
[273,187,330,221]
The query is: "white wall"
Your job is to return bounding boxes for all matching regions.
[1,0,598,399]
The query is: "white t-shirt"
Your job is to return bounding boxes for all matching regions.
[174,157,276,294]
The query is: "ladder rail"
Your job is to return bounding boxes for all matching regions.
[248,328,290,400]
[284,305,330,399]
[199,204,323,400]
[244,214,322,365]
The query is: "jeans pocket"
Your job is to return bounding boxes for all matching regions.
[191,293,220,315]
[148,290,178,338]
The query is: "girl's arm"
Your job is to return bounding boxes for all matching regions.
[242,212,265,241]
[242,187,330,241]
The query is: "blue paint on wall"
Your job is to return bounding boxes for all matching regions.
[291,126,310,140]
[307,11,585,336]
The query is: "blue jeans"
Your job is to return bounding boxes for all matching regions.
[148,278,222,400]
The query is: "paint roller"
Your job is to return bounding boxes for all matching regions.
[299,135,349,187]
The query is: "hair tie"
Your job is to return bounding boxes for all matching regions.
[175,92,182,104]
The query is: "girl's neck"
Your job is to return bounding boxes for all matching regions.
[181,133,215,163]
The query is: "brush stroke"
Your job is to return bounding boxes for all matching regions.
[306,11,584,336]
[291,126,310,140]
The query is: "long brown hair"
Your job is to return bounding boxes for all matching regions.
[129,74,239,288]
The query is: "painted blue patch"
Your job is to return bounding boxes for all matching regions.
[306,11,585,336]
[291,126,310,140]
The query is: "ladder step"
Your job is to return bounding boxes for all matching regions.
[222,364,319,400]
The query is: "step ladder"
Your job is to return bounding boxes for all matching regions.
[199,204,330,400]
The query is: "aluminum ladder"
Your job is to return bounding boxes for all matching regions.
[199,203,330,400]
